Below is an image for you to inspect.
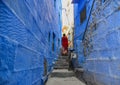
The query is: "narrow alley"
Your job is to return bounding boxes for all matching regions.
[0,0,120,85]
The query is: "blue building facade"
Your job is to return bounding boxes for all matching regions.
[73,0,94,67]
[73,0,120,85]
[0,0,62,85]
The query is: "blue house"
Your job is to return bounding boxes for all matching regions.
[73,0,120,85]
[73,0,94,67]
[0,0,62,85]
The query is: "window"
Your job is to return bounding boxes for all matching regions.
[52,32,55,51]
[80,5,86,23]
[43,58,47,76]
[48,32,50,42]
[52,42,54,51]
[58,38,60,46]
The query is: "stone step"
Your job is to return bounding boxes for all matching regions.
[50,69,75,77]
[51,72,75,77]
[54,65,69,69]
[56,59,67,62]
[55,61,69,66]
[58,56,68,59]
[54,64,69,66]
[54,65,69,67]
[55,61,68,64]
[54,55,69,69]
[55,64,69,67]
[55,63,69,66]
[75,68,84,72]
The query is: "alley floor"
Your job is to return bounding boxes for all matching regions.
[45,69,86,85]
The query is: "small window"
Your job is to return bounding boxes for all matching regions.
[52,33,55,51]
[52,43,54,51]
[48,32,50,42]
[58,38,60,46]
[43,58,47,76]
[80,5,86,23]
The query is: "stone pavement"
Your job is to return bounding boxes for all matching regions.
[45,69,86,85]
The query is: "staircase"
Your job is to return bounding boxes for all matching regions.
[54,55,69,69]
[45,55,86,85]
[46,55,86,85]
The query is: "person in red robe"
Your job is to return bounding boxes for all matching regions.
[62,34,68,55]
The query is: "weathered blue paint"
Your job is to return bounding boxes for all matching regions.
[0,0,62,85]
[73,0,120,85]
[73,0,94,66]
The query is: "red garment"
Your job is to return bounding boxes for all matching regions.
[62,36,68,50]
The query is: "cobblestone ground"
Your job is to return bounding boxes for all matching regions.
[45,69,86,85]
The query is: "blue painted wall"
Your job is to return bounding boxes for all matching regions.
[0,0,62,85]
[73,0,94,66]
[73,0,120,85]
